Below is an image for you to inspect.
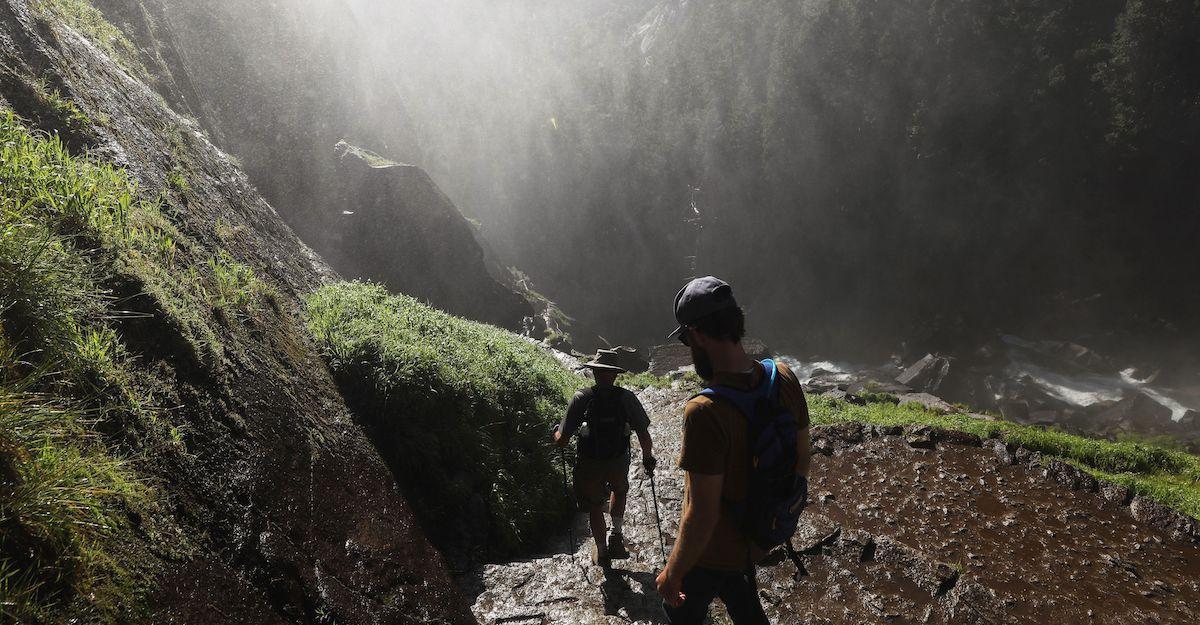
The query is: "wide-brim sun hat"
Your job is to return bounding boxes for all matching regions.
[583,349,628,373]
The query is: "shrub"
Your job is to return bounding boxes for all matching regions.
[305,281,583,555]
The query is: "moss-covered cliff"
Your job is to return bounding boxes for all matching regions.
[0,0,482,622]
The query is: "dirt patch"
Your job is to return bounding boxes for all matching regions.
[472,388,1200,624]
[768,426,1200,624]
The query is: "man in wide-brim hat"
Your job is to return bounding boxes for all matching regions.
[554,349,656,566]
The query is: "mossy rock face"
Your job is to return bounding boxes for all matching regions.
[0,4,475,623]
[305,281,582,566]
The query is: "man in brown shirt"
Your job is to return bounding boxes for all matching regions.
[655,277,812,625]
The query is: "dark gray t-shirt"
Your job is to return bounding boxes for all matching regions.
[559,385,651,445]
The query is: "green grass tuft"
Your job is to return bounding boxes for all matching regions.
[31,0,149,81]
[31,77,91,132]
[809,394,1200,520]
[1,109,173,623]
[304,281,584,555]
[617,370,703,392]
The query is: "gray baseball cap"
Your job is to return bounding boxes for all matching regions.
[667,276,738,339]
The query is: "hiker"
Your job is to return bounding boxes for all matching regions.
[554,349,656,566]
[655,277,812,625]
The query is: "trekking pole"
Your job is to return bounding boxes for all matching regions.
[648,469,668,565]
[559,446,575,553]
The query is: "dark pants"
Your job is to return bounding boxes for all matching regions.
[663,566,770,625]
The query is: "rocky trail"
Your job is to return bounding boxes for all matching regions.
[468,386,1200,625]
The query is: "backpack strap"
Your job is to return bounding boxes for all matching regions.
[694,359,778,414]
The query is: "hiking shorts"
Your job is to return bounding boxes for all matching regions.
[573,454,630,509]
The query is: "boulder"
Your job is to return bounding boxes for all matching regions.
[1179,410,1200,432]
[903,425,937,449]
[1096,391,1176,434]
[648,342,692,376]
[610,346,650,373]
[804,370,849,394]
[898,392,957,414]
[896,354,952,392]
[847,379,911,396]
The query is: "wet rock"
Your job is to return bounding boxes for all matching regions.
[648,343,692,376]
[816,423,865,446]
[896,354,952,392]
[847,380,910,397]
[821,389,849,401]
[1044,460,1098,492]
[1013,447,1043,466]
[904,425,937,449]
[1100,482,1134,506]
[933,429,982,447]
[1130,497,1200,542]
[1097,392,1176,434]
[0,7,475,623]
[610,346,649,374]
[988,439,1016,465]
[804,368,849,394]
[793,515,841,553]
[899,392,957,414]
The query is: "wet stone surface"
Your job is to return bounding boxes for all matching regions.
[470,388,1200,624]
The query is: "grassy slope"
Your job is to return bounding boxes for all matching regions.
[305,282,582,556]
[0,108,267,622]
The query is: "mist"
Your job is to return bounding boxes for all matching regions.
[161,0,1200,362]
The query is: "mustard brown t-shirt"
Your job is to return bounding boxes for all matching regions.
[678,359,810,572]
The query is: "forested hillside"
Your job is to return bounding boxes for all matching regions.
[500,0,1200,356]
[150,0,1199,358]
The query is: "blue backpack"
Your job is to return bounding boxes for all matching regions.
[697,359,808,552]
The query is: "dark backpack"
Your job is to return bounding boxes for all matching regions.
[697,359,808,552]
[579,387,631,460]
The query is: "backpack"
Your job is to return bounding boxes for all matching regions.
[579,387,631,460]
[697,359,808,552]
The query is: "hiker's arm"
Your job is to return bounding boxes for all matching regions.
[636,428,652,457]
[658,471,722,604]
[554,391,588,446]
[797,427,811,477]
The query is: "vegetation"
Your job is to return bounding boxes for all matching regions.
[0,110,176,622]
[31,77,91,132]
[809,395,1200,520]
[31,0,149,80]
[617,370,702,392]
[305,281,583,555]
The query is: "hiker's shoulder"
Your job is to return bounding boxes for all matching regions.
[615,385,640,400]
[772,360,805,391]
[570,387,594,403]
[684,393,733,421]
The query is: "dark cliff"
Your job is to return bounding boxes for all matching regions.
[323,142,531,330]
[141,0,534,332]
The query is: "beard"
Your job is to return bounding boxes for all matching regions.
[690,343,715,381]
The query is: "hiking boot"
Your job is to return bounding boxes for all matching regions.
[606,531,628,559]
[591,542,610,567]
